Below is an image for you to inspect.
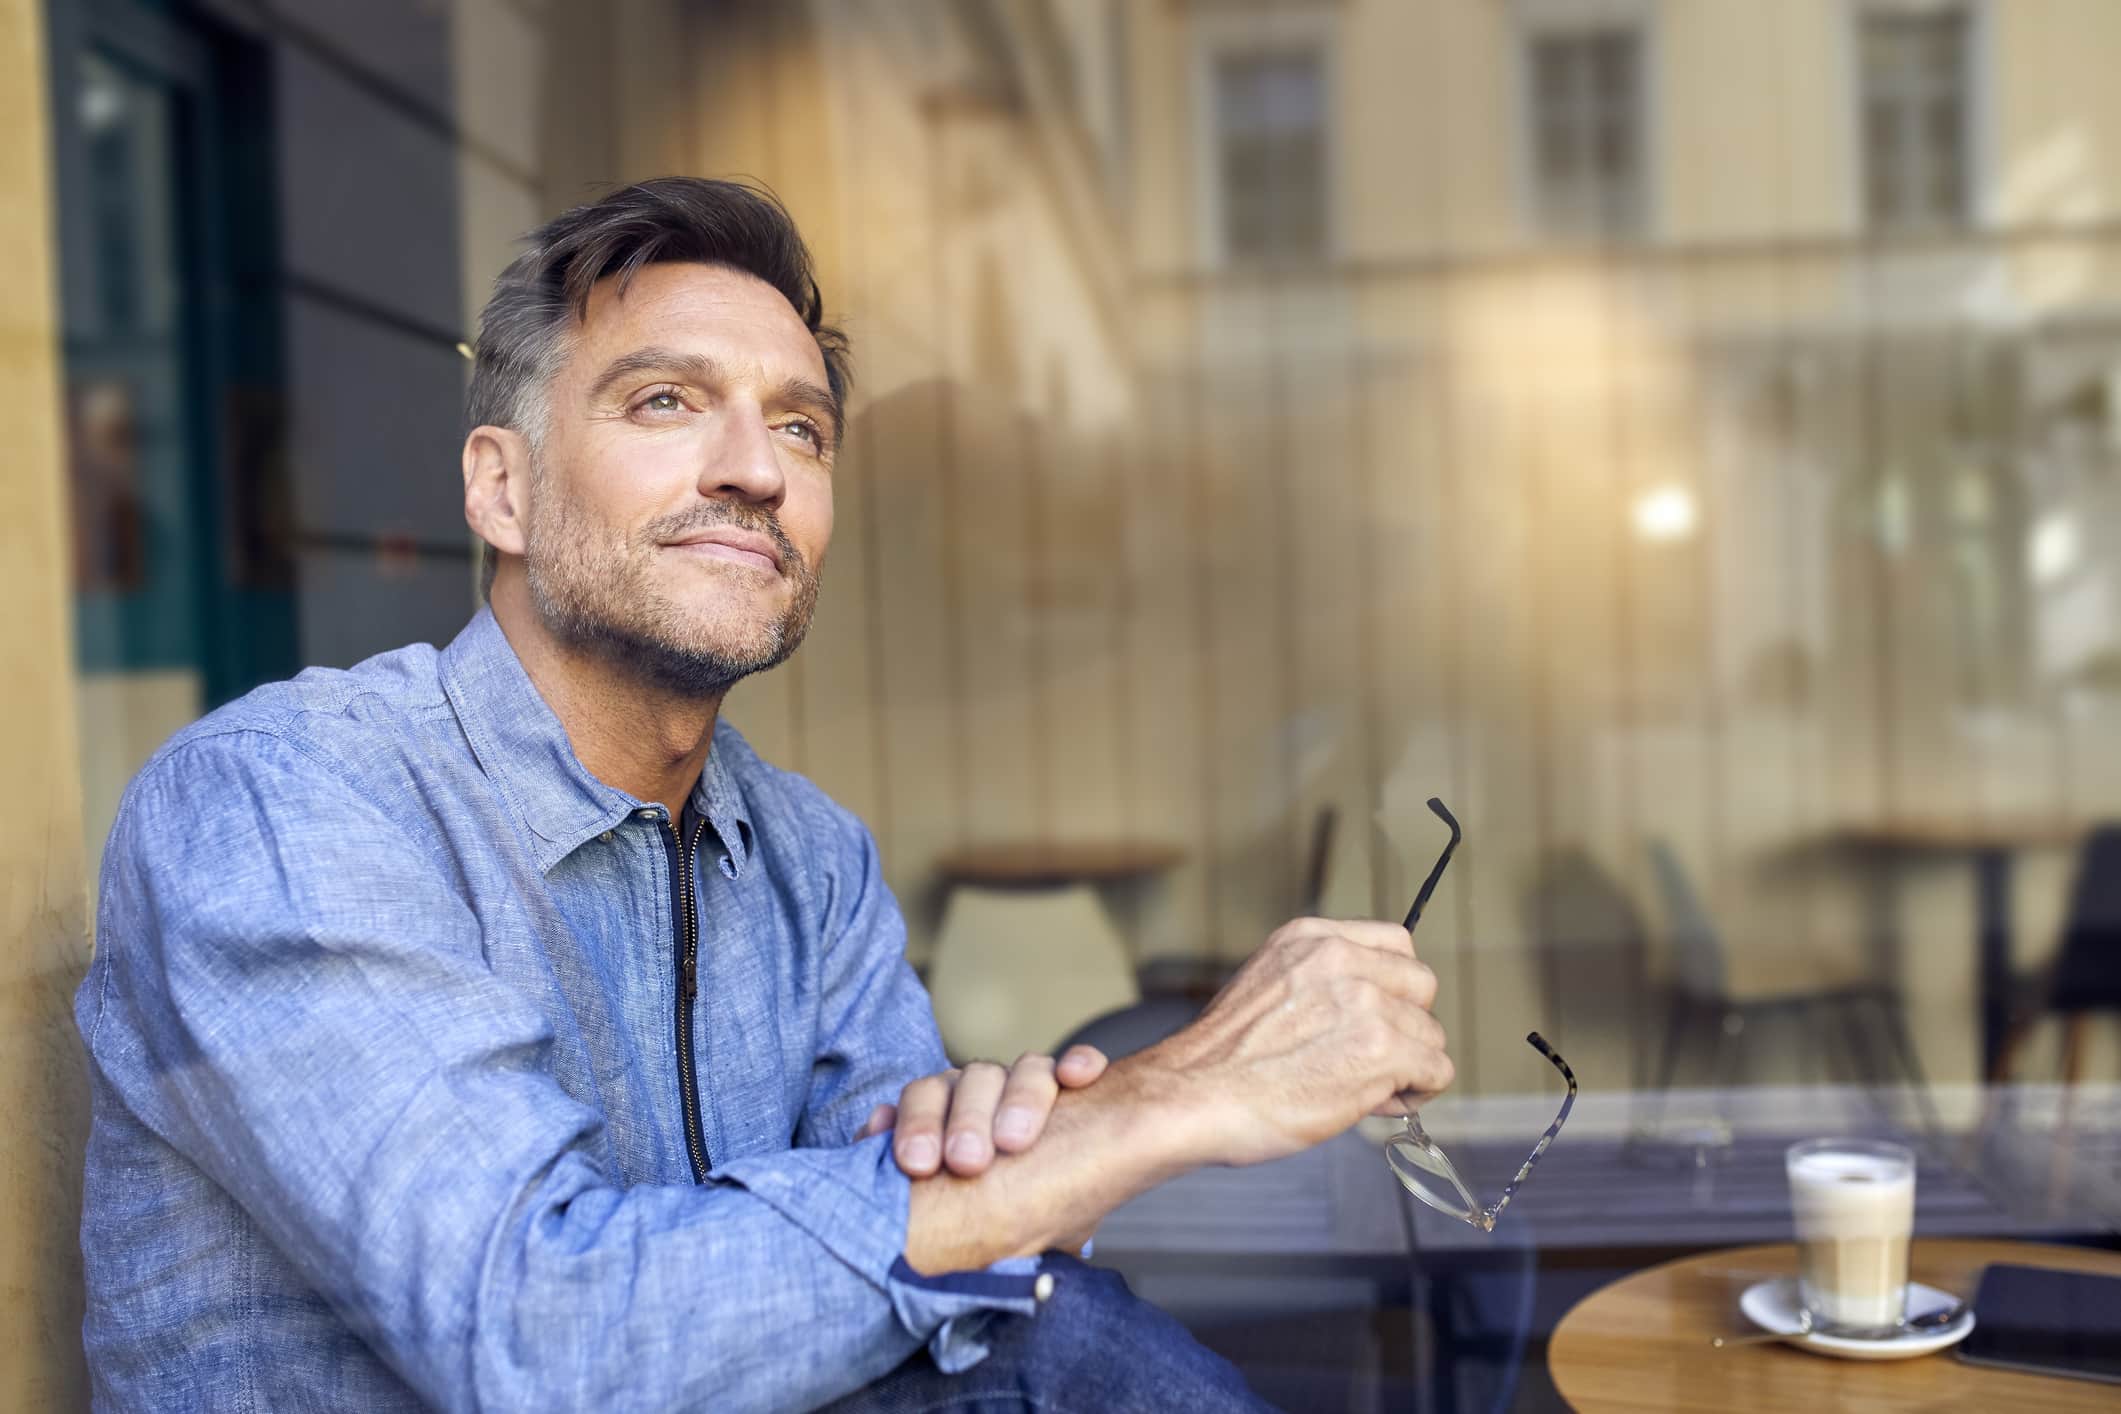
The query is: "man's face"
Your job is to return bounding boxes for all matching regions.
[520,261,837,696]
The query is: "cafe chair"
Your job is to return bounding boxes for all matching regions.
[1638,838,1939,1138]
[1524,846,1653,1089]
[926,881,1140,1065]
[1991,823,2121,1088]
[1062,805,1344,1055]
[1057,994,1200,1062]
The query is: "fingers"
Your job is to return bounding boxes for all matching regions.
[886,1048,1115,1178]
[1278,916,1417,959]
[891,1069,958,1177]
[1333,918,1420,958]
[989,1053,1061,1155]
[1375,1005,1455,1097]
[1334,935,1440,1011]
[1055,1045,1108,1089]
[992,1049,1107,1157]
[857,1102,897,1141]
[942,1060,1010,1174]
[1411,1039,1456,1095]
[1327,944,1449,1105]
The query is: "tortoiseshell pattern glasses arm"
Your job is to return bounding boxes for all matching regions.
[1381,798,1578,1232]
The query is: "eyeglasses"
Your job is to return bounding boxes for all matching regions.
[1383,797,1578,1232]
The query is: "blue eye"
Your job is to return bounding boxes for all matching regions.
[642,392,683,414]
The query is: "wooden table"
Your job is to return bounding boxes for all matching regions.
[1830,818,2085,1079]
[931,841,1186,887]
[1549,1239,2121,1412]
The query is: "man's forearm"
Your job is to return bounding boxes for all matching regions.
[902,1054,1212,1274]
[905,913,1459,1273]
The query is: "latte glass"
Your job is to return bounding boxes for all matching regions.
[1786,1138,1916,1337]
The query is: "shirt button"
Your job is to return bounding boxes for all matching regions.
[636,809,660,821]
[1034,1273,1055,1303]
[599,831,613,842]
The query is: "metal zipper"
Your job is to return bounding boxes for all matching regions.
[664,809,712,1183]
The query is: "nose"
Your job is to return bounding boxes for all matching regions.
[700,400,788,509]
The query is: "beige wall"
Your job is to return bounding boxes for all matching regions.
[1,0,91,1402]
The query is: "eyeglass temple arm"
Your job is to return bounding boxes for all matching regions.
[1476,1032,1579,1228]
[1392,797,1462,1109]
[1402,797,1461,931]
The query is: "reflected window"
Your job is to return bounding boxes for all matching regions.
[1212,48,1327,263]
[1860,5,1972,232]
[68,52,181,612]
[52,3,293,899]
[1527,27,1645,241]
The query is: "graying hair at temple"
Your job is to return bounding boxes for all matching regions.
[464,177,853,596]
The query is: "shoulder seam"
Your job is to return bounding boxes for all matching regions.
[132,725,447,863]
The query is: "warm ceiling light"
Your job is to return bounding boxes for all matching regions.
[2031,512,2079,584]
[1632,483,1697,542]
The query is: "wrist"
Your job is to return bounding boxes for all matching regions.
[1007,1057,1214,1256]
[902,1054,1215,1274]
[1103,1048,1228,1174]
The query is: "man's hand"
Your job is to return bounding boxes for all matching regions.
[1135,916,1453,1169]
[896,917,1449,1274]
[858,1047,1110,1177]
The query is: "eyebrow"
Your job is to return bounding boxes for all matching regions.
[586,345,842,451]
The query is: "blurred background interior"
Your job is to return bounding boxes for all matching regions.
[7,0,2121,1409]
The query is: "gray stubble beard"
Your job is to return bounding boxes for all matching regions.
[523,481,821,700]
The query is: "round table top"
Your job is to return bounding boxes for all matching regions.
[932,841,1185,886]
[1548,1239,2121,1413]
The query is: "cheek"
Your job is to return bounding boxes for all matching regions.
[785,476,834,568]
[552,441,682,541]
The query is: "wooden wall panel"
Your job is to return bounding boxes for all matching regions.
[1122,363,1214,965]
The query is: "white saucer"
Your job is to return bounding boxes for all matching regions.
[1737,1278,1975,1360]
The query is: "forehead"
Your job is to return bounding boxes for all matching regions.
[569,261,827,388]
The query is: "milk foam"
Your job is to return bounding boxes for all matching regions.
[1789,1150,1914,1234]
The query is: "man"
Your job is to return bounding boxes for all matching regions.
[76,178,1454,1412]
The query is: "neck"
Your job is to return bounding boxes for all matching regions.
[488,574,722,819]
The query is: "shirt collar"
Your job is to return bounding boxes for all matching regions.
[692,723,756,876]
[439,606,754,875]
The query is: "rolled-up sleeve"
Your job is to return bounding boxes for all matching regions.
[80,730,1036,1413]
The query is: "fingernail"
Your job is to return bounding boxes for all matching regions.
[947,1132,986,1166]
[995,1110,1033,1145]
[904,1137,939,1169]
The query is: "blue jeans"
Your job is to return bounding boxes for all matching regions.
[819,1256,1281,1413]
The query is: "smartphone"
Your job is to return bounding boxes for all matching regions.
[1953,1262,2121,1385]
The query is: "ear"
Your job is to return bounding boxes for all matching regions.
[463,425,533,559]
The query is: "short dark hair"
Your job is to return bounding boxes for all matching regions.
[467,177,852,597]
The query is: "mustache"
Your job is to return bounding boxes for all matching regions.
[647,504,805,575]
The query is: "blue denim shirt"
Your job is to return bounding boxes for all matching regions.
[76,606,1049,1412]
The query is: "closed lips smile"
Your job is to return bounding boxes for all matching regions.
[668,532,781,574]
